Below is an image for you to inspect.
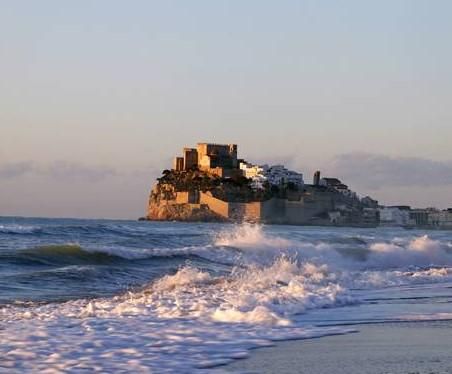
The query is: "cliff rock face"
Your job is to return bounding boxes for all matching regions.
[147,183,226,222]
[147,201,224,221]
[145,169,379,227]
[146,169,263,222]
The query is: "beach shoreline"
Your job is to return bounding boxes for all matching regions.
[224,320,452,373]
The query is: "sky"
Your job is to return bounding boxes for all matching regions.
[1,1,451,219]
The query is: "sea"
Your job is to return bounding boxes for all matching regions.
[1,216,452,373]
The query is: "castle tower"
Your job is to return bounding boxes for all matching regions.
[173,157,184,171]
[183,148,198,170]
[313,171,321,185]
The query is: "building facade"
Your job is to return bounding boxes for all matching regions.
[239,162,304,190]
[197,143,238,171]
[379,206,412,226]
[429,209,452,229]
[172,143,239,177]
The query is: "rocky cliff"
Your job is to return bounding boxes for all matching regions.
[146,169,270,222]
[145,169,378,227]
[147,183,227,222]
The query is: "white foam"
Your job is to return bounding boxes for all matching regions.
[2,224,452,372]
[216,223,293,250]
[215,225,452,271]
[212,306,291,326]
[397,312,452,321]
[366,235,452,269]
[214,224,339,268]
[0,257,353,372]
[153,266,212,291]
[0,224,38,234]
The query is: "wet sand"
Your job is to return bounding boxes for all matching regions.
[225,321,452,374]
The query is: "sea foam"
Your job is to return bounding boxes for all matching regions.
[2,223,452,372]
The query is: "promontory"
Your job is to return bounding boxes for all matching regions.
[145,142,380,227]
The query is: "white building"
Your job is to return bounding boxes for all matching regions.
[429,209,452,229]
[239,162,268,190]
[240,162,304,190]
[379,207,412,226]
[265,165,304,187]
[240,162,267,179]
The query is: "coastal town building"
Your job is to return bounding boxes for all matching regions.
[313,171,321,186]
[429,209,452,230]
[239,162,265,179]
[363,208,380,226]
[239,162,304,190]
[379,206,412,227]
[409,209,431,227]
[318,176,361,201]
[361,196,379,209]
[265,165,305,187]
[239,162,268,190]
[378,206,452,229]
[320,178,348,191]
[440,209,452,229]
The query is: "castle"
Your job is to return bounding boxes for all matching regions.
[173,143,240,178]
[145,142,452,229]
[146,142,380,226]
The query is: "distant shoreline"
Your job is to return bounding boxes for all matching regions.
[141,217,452,231]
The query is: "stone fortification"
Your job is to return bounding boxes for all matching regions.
[145,142,379,227]
[146,170,376,226]
[147,183,226,222]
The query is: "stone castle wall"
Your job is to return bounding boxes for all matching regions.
[228,201,261,222]
[199,192,230,218]
[148,181,371,226]
[199,192,262,222]
[174,191,199,204]
[150,188,337,224]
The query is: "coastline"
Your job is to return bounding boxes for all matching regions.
[224,320,452,373]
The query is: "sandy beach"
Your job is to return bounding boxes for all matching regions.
[226,321,452,374]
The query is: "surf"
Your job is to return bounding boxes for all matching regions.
[2,218,452,372]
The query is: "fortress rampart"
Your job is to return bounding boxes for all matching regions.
[146,142,379,227]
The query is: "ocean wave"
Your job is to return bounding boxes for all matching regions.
[365,235,452,269]
[0,224,41,235]
[213,224,452,271]
[2,221,452,372]
[16,244,131,265]
[0,221,205,243]
[12,244,199,266]
[0,256,355,372]
[1,256,353,327]
[7,243,238,268]
[2,251,452,372]
[0,222,133,237]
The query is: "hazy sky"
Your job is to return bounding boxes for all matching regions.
[1,1,451,218]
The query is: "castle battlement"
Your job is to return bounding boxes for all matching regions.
[173,142,239,178]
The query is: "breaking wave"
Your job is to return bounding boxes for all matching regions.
[214,224,452,270]
[9,244,227,267]
[0,224,41,235]
[17,244,128,265]
[1,256,354,372]
[2,219,452,372]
